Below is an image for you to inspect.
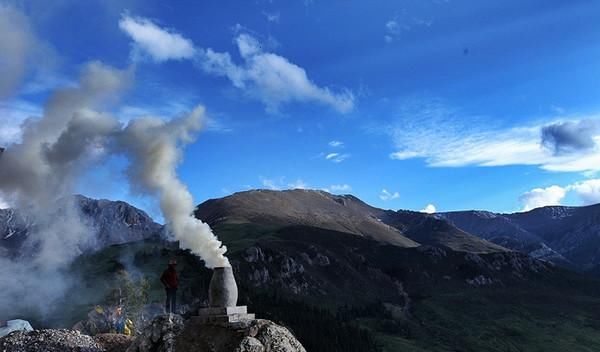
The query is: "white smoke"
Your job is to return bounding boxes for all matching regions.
[117,108,230,268]
[0,61,130,208]
[0,61,130,318]
[0,60,228,312]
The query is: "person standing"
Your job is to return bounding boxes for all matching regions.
[160,259,179,314]
[112,306,125,334]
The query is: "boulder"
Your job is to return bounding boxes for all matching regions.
[0,319,33,338]
[126,314,185,352]
[127,314,306,352]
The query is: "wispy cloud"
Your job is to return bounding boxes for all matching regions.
[119,15,353,114]
[199,32,354,114]
[260,177,309,190]
[384,13,433,43]
[379,189,400,201]
[288,179,308,189]
[330,184,351,192]
[119,15,196,62]
[262,11,280,23]
[325,152,350,163]
[385,98,600,173]
[260,177,284,190]
[259,177,352,194]
[321,184,352,193]
[328,140,344,147]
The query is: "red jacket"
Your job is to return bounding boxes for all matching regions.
[160,267,179,289]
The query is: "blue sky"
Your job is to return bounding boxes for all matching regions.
[2,0,600,215]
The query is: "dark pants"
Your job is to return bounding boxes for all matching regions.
[165,288,177,314]
[114,319,125,334]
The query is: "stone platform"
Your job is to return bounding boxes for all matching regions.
[193,306,255,325]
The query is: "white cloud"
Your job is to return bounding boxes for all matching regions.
[325,184,352,193]
[119,15,196,62]
[519,185,567,212]
[380,189,400,201]
[259,177,353,194]
[568,179,600,205]
[263,11,280,23]
[260,177,309,190]
[287,179,308,189]
[119,15,353,113]
[386,99,600,173]
[325,152,350,163]
[261,177,283,190]
[384,15,432,43]
[390,150,422,160]
[328,140,344,147]
[386,20,400,35]
[420,204,436,214]
[199,32,354,114]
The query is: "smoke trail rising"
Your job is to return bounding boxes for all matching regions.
[118,107,230,268]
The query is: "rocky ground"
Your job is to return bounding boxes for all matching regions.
[0,315,306,352]
[128,314,306,352]
[0,329,104,352]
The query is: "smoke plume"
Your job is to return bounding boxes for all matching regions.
[0,61,130,318]
[117,108,230,268]
[0,60,229,320]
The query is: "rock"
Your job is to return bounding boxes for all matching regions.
[126,314,185,352]
[72,306,113,336]
[0,329,104,352]
[243,246,265,263]
[280,256,304,278]
[466,275,494,286]
[314,253,330,266]
[252,320,306,352]
[129,315,306,352]
[249,267,270,285]
[0,319,33,338]
[237,337,264,352]
[94,333,134,352]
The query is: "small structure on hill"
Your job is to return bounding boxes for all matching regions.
[194,266,255,324]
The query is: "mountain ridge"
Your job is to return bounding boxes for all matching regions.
[0,194,164,255]
[196,189,507,254]
[439,202,600,271]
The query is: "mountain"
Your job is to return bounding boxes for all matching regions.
[57,190,600,352]
[196,189,505,253]
[439,204,600,272]
[6,190,600,351]
[0,195,163,255]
